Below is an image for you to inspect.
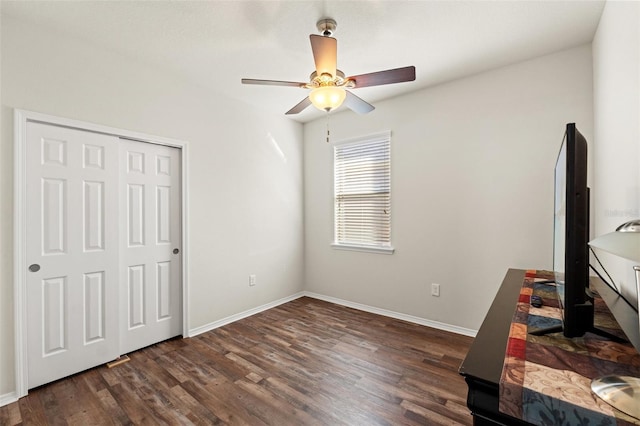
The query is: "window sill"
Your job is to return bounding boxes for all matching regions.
[331,243,395,255]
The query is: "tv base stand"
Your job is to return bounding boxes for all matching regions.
[528,324,627,343]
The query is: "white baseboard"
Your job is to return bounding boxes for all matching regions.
[187,291,305,337]
[188,291,478,337]
[303,291,478,337]
[0,391,18,408]
[187,290,477,339]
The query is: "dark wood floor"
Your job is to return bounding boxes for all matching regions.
[1,297,474,425]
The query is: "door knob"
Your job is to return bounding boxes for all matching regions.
[28,264,41,272]
[173,248,180,254]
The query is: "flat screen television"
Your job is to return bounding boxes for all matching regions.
[553,123,594,338]
[531,123,627,340]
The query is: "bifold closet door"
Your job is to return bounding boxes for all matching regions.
[26,122,120,389]
[119,140,182,354]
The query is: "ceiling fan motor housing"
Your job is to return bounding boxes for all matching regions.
[317,18,337,37]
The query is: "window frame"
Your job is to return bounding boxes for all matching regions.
[331,131,394,255]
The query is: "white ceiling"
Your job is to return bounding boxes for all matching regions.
[2,0,605,123]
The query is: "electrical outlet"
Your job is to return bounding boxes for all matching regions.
[431,283,440,297]
[249,274,256,286]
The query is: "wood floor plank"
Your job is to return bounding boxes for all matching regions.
[93,388,133,425]
[181,379,269,425]
[0,400,22,425]
[67,374,115,425]
[261,376,346,425]
[1,297,474,425]
[234,378,323,426]
[16,393,49,425]
[37,380,73,425]
[167,384,223,425]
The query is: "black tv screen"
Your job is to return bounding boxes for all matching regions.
[553,123,594,338]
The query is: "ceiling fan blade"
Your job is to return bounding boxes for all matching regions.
[347,66,416,88]
[285,97,312,115]
[241,78,307,88]
[310,34,337,78]
[344,91,375,114]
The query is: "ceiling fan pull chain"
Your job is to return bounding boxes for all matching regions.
[326,111,331,143]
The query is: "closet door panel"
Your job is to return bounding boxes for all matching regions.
[120,140,182,354]
[26,122,120,389]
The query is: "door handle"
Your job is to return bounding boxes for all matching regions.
[28,264,41,272]
[173,248,180,254]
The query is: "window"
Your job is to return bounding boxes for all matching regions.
[333,131,393,254]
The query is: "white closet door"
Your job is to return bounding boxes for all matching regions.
[120,140,182,354]
[26,122,120,388]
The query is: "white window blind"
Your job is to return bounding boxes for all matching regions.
[333,132,392,253]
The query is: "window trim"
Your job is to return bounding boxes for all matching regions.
[332,131,394,254]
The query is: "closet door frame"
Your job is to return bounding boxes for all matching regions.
[13,109,190,398]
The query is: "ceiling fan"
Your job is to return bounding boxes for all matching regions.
[241,18,416,115]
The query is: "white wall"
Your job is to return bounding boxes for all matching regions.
[0,15,304,397]
[304,45,594,331]
[592,1,640,306]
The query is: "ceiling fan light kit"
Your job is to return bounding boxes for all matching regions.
[241,18,416,116]
[309,85,347,112]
